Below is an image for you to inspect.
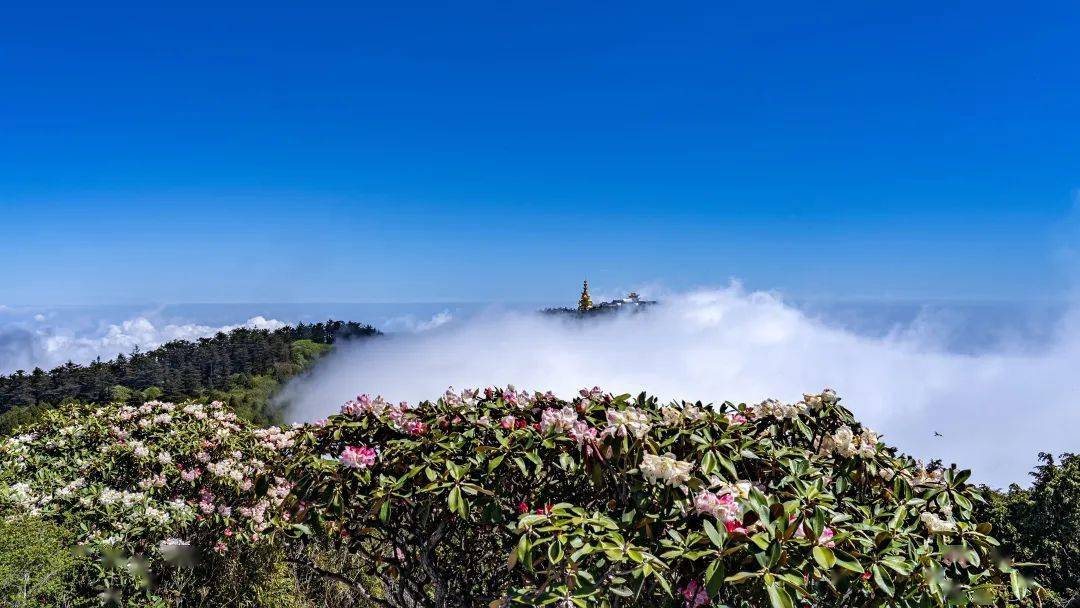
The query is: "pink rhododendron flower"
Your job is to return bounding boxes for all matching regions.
[725,519,747,535]
[680,580,710,607]
[693,490,739,522]
[819,526,836,547]
[579,386,603,400]
[790,515,836,547]
[500,415,517,430]
[340,445,377,469]
[569,420,597,445]
[404,419,429,435]
[539,405,579,435]
[724,412,747,425]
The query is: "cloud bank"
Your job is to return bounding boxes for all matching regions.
[280,285,1080,487]
[0,315,286,374]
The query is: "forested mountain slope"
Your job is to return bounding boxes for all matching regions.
[0,320,378,434]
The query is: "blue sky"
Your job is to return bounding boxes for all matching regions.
[1,1,1078,304]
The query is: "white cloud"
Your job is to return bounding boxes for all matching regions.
[0,315,288,373]
[381,310,454,333]
[279,285,1080,487]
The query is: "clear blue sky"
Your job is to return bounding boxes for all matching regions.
[1,1,1077,304]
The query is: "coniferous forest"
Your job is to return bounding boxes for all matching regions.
[0,320,378,434]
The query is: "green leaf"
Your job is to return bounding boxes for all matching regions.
[704,559,725,595]
[953,492,972,512]
[448,486,463,515]
[703,519,725,548]
[872,564,894,596]
[725,570,759,583]
[766,583,794,608]
[812,546,836,570]
[969,585,996,605]
[700,450,716,475]
[749,532,771,550]
[609,586,633,598]
[718,454,738,478]
[834,555,864,574]
[1010,570,1029,600]
[880,557,913,576]
[548,540,564,564]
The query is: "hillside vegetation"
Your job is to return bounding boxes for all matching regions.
[0,324,1075,606]
[0,320,377,434]
[1,386,1062,607]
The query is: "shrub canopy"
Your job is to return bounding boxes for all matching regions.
[0,388,1041,607]
[289,387,1035,607]
[0,400,295,605]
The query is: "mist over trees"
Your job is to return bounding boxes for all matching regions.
[0,320,378,433]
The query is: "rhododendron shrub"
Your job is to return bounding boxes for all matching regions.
[289,388,1033,607]
[0,400,296,605]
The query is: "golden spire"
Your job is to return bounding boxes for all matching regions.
[578,279,593,311]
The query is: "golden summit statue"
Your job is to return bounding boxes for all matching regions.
[578,280,593,312]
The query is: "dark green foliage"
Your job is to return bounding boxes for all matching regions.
[0,516,88,607]
[979,453,1080,605]
[0,320,377,434]
[290,388,1025,607]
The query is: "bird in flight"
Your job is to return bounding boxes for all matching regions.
[933,431,943,437]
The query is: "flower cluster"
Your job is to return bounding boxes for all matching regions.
[0,399,294,595]
[802,388,838,410]
[791,514,836,547]
[340,445,378,469]
[910,462,945,487]
[693,488,738,520]
[920,510,958,533]
[539,405,579,434]
[820,424,879,458]
[639,452,694,487]
[751,398,806,420]
[252,425,299,451]
[661,403,707,425]
[603,406,651,438]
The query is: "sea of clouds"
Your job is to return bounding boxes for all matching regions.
[279,285,1080,488]
[2,289,1075,486]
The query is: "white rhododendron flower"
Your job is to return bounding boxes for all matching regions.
[604,407,651,439]
[661,403,706,426]
[639,452,693,487]
[920,512,957,533]
[753,398,806,420]
[911,463,945,487]
[821,424,878,459]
